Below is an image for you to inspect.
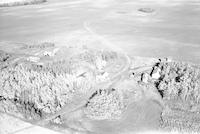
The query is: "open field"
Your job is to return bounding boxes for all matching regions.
[0,0,200,63]
[1,0,200,134]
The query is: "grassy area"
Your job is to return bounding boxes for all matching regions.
[0,0,46,7]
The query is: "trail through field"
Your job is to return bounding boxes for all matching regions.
[0,0,200,63]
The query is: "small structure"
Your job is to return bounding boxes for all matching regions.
[141,73,149,83]
[27,56,40,63]
[151,67,161,80]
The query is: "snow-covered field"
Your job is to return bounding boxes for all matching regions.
[0,0,200,63]
[1,0,200,134]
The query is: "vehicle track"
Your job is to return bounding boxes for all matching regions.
[8,21,133,133]
[34,21,132,125]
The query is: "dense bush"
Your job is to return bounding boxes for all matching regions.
[0,0,47,7]
[21,42,55,49]
[0,48,129,121]
[0,50,12,68]
[0,50,11,62]
[157,62,200,104]
[0,63,95,119]
[85,89,124,120]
